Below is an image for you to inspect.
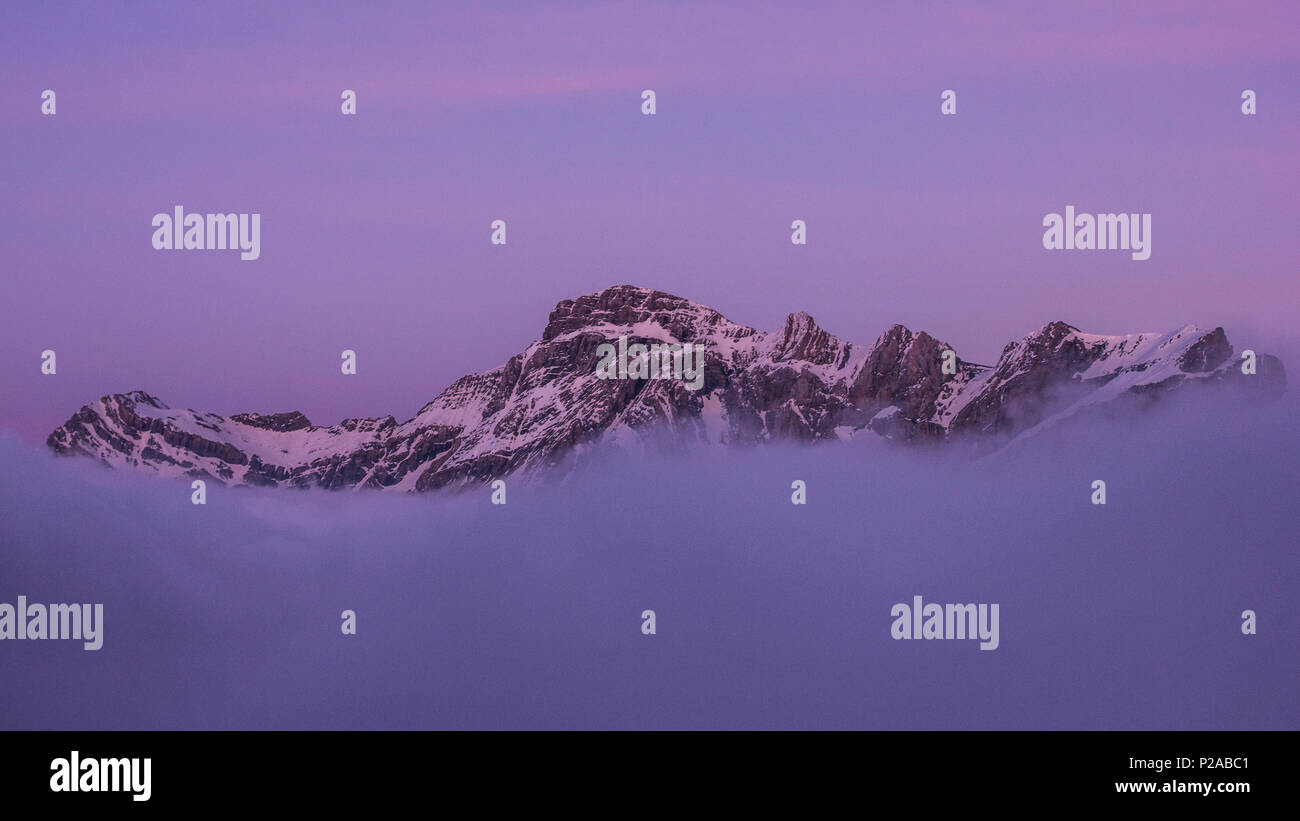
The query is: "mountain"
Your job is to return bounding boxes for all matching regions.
[46,285,1286,491]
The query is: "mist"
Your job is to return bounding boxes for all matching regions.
[1,381,1296,729]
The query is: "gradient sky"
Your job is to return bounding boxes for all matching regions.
[2,1,1297,440]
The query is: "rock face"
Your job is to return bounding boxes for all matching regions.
[46,285,1286,491]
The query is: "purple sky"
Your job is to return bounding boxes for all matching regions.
[2,1,1297,440]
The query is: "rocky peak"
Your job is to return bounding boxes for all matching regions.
[542,285,721,342]
[773,311,845,365]
[118,390,166,410]
[849,324,959,421]
[1178,327,1232,373]
[875,323,914,349]
[994,321,1096,376]
[1032,321,1081,343]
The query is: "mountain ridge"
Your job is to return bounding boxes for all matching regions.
[46,285,1286,491]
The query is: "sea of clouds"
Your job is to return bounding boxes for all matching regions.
[1,376,1296,729]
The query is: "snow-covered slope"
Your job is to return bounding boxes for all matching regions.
[46,286,1286,491]
[946,320,1274,439]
